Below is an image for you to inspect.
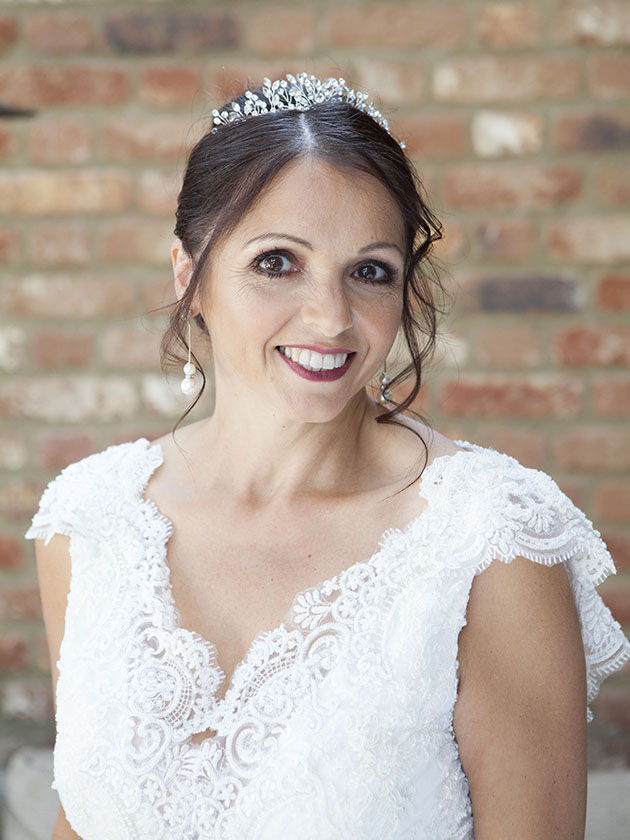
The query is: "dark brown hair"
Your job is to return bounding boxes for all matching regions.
[161,80,452,483]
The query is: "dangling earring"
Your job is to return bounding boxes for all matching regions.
[180,312,201,397]
[378,358,393,404]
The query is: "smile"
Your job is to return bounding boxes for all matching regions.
[276,346,355,382]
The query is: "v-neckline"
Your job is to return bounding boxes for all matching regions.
[138,438,473,711]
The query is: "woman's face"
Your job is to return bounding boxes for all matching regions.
[182,156,406,423]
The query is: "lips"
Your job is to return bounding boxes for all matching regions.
[276,346,355,382]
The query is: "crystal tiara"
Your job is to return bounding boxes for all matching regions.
[210,72,406,149]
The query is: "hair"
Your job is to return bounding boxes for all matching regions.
[160,79,453,489]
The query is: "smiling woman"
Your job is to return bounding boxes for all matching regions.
[25,73,630,840]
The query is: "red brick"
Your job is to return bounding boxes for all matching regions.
[25,12,93,54]
[34,632,51,675]
[139,64,202,107]
[105,10,240,53]
[443,164,581,209]
[552,109,630,151]
[477,2,541,48]
[594,377,630,417]
[0,324,26,373]
[598,275,630,310]
[323,3,467,48]
[2,677,53,724]
[476,219,536,261]
[431,220,467,264]
[206,61,331,105]
[32,330,93,370]
[244,8,316,56]
[0,481,43,519]
[0,636,27,672]
[0,377,139,423]
[595,163,630,206]
[547,218,630,264]
[0,65,130,108]
[0,227,20,262]
[0,534,24,569]
[433,56,580,103]
[553,427,630,472]
[469,425,547,469]
[599,585,630,626]
[353,59,426,106]
[137,171,179,216]
[438,374,583,418]
[0,170,132,215]
[101,326,162,369]
[589,54,630,100]
[0,125,14,159]
[0,17,17,53]
[0,273,135,319]
[0,584,41,622]
[554,326,630,367]
[474,324,543,368]
[0,431,28,471]
[102,115,192,161]
[395,113,468,159]
[28,222,92,267]
[602,531,630,571]
[471,111,543,157]
[28,119,91,165]
[36,431,95,470]
[553,1,630,45]
[100,218,174,266]
[595,480,630,522]
[142,276,178,314]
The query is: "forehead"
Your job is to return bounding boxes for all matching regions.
[226,156,406,251]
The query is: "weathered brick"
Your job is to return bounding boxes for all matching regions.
[0,377,139,423]
[139,64,202,107]
[142,373,199,417]
[469,425,547,468]
[598,274,630,310]
[101,325,162,369]
[323,3,468,48]
[100,218,174,266]
[102,116,192,161]
[32,329,93,369]
[28,221,92,267]
[433,56,580,103]
[602,531,630,571]
[395,113,468,159]
[432,330,470,370]
[0,325,27,373]
[471,111,543,157]
[2,678,53,724]
[442,164,580,209]
[553,427,630,472]
[0,16,17,53]
[470,274,582,313]
[353,59,426,105]
[477,2,541,48]
[0,583,41,622]
[475,219,536,262]
[0,534,24,569]
[547,217,630,264]
[0,65,130,108]
[244,8,316,56]
[1,273,135,318]
[0,124,14,159]
[104,10,240,53]
[589,54,630,100]
[28,119,91,165]
[431,220,467,263]
[0,481,43,519]
[0,227,20,261]
[474,324,543,368]
[552,109,630,151]
[25,11,93,54]
[554,326,630,367]
[594,377,630,417]
[0,170,132,215]
[595,163,630,206]
[595,480,630,522]
[0,431,28,471]
[36,430,95,470]
[206,61,328,106]
[593,684,630,733]
[34,632,51,675]
[137,170,179,216]
[142,276,178,314]
[600,586,630,626]
[0,636,27,672]
[553,1,630,45]
[438,374,583,418]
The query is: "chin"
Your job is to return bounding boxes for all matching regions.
[277,393,357,425]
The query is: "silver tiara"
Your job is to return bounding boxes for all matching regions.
[210,72,406,150]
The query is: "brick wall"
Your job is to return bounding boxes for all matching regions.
[0,0,628,768]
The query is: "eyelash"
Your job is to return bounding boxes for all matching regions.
[251,249,399,285]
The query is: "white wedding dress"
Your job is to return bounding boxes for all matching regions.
[25,437,630,840]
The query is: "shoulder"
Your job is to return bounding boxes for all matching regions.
[25,437,162,545]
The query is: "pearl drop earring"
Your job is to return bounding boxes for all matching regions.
[378,358,393,404]
[180,313,201,397]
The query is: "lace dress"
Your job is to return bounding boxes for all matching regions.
[25,437,630,840]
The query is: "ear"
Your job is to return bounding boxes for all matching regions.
[171,237,198,313]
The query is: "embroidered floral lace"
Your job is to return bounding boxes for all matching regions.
[25,438,630,840]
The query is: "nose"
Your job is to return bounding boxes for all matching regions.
[299,280,354,337]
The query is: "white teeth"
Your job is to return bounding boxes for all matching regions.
[279,347,349,371]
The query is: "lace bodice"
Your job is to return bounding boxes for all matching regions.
[25,437,630,840]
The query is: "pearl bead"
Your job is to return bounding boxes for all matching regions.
[183,361,196,376]
[180,375,200,396]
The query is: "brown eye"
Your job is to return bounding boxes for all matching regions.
[354,262,395,284]
[260,255,285,272]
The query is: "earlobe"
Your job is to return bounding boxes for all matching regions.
[171,237,195,308]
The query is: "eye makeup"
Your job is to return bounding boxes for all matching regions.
[250,249,400,285]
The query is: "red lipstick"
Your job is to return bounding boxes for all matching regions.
[276,348,355,382]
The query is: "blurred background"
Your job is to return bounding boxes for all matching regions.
[0,0,628,836]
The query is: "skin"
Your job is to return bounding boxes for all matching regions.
[36,155,586,838]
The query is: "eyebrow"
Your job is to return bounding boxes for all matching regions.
[244,232,404,259]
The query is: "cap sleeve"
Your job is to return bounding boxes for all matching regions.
[24,460,87,546]
[467,447,630,723]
